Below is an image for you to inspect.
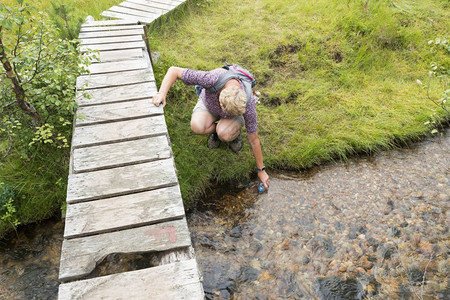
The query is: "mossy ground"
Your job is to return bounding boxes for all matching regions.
[149,0,449,204]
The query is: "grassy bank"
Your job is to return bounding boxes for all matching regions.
[149,0,449,204]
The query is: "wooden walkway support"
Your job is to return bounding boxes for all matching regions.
[58,1,204,299]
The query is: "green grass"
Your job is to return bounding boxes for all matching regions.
[149,0,449,204]
[2,0,123,20]
[0,144,70,238]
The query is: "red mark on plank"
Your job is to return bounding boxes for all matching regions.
[145,226,177,243]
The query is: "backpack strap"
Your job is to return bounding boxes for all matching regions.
[206,64,255,106]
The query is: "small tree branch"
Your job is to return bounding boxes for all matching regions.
[0,27,42,126]
[1,100,17,109]
[0,134,13,161]
[427,74,449,114]
[24,25,45,85]
[12,19,25,84]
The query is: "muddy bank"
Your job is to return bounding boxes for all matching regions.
[188,133,449,299]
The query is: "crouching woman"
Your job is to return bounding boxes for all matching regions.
[153,66,269,189]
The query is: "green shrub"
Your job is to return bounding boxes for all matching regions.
[0,182,19,232]
[1,0,90,151]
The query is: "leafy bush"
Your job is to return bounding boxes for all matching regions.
[423,37,450,133]
[0,0,89,237]
[0,182,19,229]
[0,0,90,152]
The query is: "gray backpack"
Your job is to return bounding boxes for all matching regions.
[205,64,256,106]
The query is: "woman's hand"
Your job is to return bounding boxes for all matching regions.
[258,170,269,189]
[153,67,185,107]
[153,93,166,107]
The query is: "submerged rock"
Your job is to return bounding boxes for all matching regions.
[197,234,219,250]
[379,242,397,260]
[398,284,412,300]
[438,286,450,300]
[202,262,238,300]
[406,267,425,284]
[390,226,401,237]
[309,236,336,258]
[314,276,364,300]
[238,265,260,283]
[228,225,243,238]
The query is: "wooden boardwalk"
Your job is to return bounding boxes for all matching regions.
[58,1,204,299]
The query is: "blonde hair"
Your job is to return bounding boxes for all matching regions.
[219,86,247,116]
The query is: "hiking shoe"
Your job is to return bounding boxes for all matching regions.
[207,132,221,149]
[229,133,242,153]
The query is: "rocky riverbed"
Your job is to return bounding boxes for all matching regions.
[0,133,448,299]
[188,133,449,299]
[0,218,63,299]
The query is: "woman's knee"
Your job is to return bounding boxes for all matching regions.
[216,124,239,142]
[190,119,206,134]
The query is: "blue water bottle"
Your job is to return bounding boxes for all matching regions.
[258,182,266,194]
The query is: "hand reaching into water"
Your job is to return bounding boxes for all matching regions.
[258,170,269,190]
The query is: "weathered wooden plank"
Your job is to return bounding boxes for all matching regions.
[100,11,154,24]
[154,0,185,6]
[82,19,139,27]
[67,157,177,203]
[80,24,144,33]
[127,0,177,11]
[108,6,160,19]
[81,34,143,45]
[151,0,185,5]
[77,81,157,106]
[120,1,166,15]
[71,114,166,148]
[64,185,182,238]
[75,99,161,126]
[77,69,154,89]
[80,40,145,52]
[79,28,144,39]
[59,218,191,281]
[73,135,170,172]
[86,48,144,63]
[58,259,204,299]
[85,58,149,75]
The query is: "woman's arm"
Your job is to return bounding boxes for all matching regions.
[248,132,269,189]
[153,66,185,107]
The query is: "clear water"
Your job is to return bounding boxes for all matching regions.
[188,134,449,299]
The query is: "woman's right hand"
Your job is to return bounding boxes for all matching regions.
[153,93,166,107]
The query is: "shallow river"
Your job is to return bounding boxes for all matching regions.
[0,133,448,299]
[189,133,449,299]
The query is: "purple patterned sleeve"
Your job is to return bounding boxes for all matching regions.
[181,68,224,88]
[243,98,258,134]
